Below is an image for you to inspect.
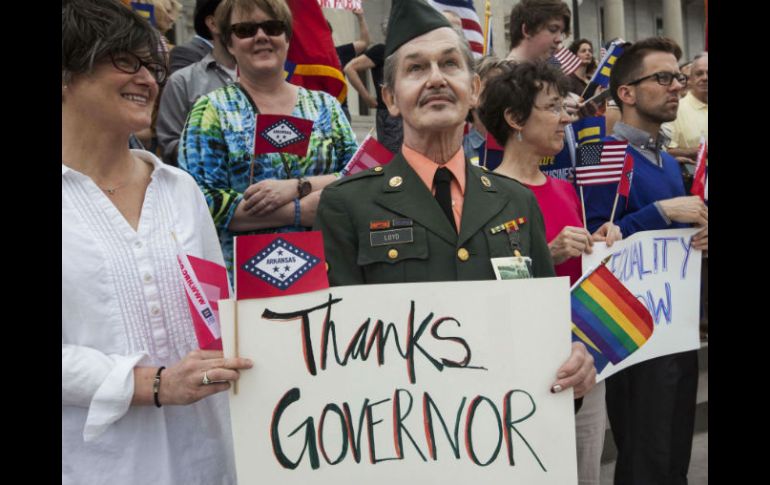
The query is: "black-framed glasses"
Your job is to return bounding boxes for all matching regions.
[626,71,688,87]
[109,52,168,85]
[231,20,287,38]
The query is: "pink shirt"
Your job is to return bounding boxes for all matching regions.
[402,144,466,232]
[524,176,584,284]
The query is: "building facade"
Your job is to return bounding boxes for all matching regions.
[173,0,706,123]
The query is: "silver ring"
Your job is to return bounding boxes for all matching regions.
[202,370,212,385]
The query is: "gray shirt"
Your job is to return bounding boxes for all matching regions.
[611,121,671,168]
[610,121,674,224]
[156,53,235,165]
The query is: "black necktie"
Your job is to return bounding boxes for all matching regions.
[433,167,457,232]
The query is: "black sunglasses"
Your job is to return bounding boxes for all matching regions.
[109,52,168,85]
[626,71,688,87]
[231,20,287,38]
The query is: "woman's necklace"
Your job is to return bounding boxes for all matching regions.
[98,180,130,196]
[64,156,137,196]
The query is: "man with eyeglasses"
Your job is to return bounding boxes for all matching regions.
[583,37,708,485]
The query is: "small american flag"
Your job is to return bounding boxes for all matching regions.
[427,0,484,58]
[553,48,582,76]
[576,141,629,186]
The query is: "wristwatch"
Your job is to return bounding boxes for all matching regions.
[297,178,312,198]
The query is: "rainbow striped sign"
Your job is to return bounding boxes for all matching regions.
[571,264,653,367]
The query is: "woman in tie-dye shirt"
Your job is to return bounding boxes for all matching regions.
[179,0,358,278]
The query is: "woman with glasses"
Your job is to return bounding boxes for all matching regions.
[179,0,358,279]
[478,61,620,485]
[62,1,251,483]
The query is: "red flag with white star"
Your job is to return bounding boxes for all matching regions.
[235,232,329,300]
[254,114,314,157]
[617,152,634,198]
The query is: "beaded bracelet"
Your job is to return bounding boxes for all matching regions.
[293,198,301,227]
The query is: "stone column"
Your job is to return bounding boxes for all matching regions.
[604,0,626,42]
[662,0,685,48]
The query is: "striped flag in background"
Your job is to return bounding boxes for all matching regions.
[427,0,484,58]
[575,140,629,186]
[571,264,654,368]
[553,47,582,76]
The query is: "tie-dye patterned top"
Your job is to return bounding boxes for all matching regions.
[179,83,358,276]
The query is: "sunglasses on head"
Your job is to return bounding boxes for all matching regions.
[231,20,287,38]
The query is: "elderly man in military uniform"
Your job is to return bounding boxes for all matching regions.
[314,0,595,399]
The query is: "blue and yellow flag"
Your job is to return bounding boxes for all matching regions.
[130,2,156,27]
[590,41,625,88]
[572,116,606,146]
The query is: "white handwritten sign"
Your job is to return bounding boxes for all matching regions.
[220,278,578,484]
[317,0,362,10]
[582,228,702,381]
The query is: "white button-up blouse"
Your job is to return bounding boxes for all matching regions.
[62,150,236,485]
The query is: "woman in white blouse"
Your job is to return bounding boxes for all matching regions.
[62,1,251,484]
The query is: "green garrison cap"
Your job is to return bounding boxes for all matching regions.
[385,0,454,58]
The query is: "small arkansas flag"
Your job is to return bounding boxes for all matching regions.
[617,152,635,200]
[340,134,393,176]
[235,232,329,299]
[691,137,708,201]
[173,237,230,350]
[254,114,314,157]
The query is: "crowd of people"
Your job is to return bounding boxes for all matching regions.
[62,0,708,484]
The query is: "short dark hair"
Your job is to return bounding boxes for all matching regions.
[609,37,682,110]
[217,0,293,48]
[478,60,568,147]
[508,0,571,50]
[195,0,223,39]
[62,0,163,85]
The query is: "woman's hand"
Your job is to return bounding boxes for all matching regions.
[158,350,253,406]
[592,222,622,247]
[692,224,708,252]
[551,342,596,399]
[242,179,298,216]
[548,226,594,265]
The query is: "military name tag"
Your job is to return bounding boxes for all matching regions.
[370,228,414,247]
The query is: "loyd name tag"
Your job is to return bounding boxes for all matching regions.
[490,256,533,280]
[370,228,414,247]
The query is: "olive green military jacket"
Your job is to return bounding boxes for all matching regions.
[314,153,555,286]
